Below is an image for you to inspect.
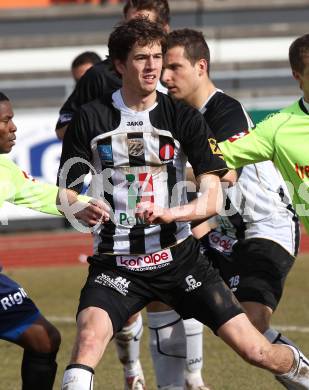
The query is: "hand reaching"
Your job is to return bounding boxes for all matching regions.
[135,201,174,225]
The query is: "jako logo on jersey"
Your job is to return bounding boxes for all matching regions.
[159,144,174,161]
[185,275,202,292]
[228,130,249,143]
[95,273,130,296]
[126,121,143,126]
[116,249,173,270]
[1,288,27,310]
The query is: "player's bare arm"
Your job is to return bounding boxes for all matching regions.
[57,189,110,226]
[136,173,222,224]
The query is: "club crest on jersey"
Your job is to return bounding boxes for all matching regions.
[128,138,144,157]
[159,144,174,161]
[98,144,113,165]
[208,138,222,156]
[228,130,249,143]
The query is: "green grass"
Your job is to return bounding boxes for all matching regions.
[1,254,309,389]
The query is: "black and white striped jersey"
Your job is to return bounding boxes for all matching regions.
[204,90,299,257]
[59,90,227,255]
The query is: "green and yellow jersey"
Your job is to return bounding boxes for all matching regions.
[219,99,309,234]
[0,155,60,215]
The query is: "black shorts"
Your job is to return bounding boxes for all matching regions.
[0,273,40,341]
[204,237,295,311]
[78,236,243,334]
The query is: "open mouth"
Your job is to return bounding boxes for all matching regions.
[144,75,156,81]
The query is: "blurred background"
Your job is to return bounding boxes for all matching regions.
[0,0,308,230]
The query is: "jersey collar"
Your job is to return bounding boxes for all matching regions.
[112,89,158,114]
[299,98,309,114]
[200,89,223,114]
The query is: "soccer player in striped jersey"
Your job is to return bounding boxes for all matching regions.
[60,18,309,390]
[56,3,171,388]
[162,29,309,390]
[0,91,107,390]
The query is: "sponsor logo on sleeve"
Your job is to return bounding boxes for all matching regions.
[208,138,223,156]
[116,249,173,271]
[295,163,309,180]
[228,130,249,143]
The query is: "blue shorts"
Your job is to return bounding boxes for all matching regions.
[0,273,40,341]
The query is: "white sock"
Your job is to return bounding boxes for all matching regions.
[61,364,94,390]
[183,318,205,388]
[147,310,186,388]
[278,345,309,385]
[115,313,143,378]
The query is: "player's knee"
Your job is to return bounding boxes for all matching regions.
[78,327,105,353]
[47,325,61,352]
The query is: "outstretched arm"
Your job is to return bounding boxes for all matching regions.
[135,173,222,225]
[57,189,110,227]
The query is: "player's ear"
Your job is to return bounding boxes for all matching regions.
[114,59,125,76]
[197,59,207,76]
[292,70,300,81]
[292,70,303,89]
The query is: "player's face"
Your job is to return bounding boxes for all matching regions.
[162,46,201,103]
[117,42,163,96]
[0,100,16,154]
[293,54,309,102]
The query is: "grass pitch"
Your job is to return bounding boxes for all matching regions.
[1,254,309,390]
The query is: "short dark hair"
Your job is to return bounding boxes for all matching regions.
[123,0,170,26]
[289,34,309,74]
[0,92,9,103]
[167,29,211,74]
[108,17,167,65]
[71,51,102,69]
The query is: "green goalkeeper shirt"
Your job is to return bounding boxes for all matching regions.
[0,155,60,215]
[219,98,309,234]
